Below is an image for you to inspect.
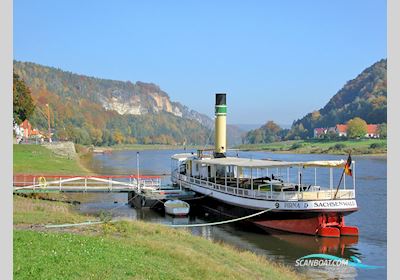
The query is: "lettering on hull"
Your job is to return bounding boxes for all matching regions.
[275,200,357,210]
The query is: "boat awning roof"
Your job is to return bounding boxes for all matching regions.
[192,157,346,168]
[171,153,195,160]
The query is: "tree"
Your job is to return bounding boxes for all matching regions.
[311,110,321,122]
[244,120,282,144]
[13,73,35,124]
[347,117,367,138]
[378,123,387,138]
[88,127,103,146]
[285,123,308,140]
[113,129,125,144]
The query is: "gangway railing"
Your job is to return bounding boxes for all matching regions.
[13,174,163,193]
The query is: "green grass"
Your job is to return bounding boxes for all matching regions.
[14,228,301,280]
[236,139,387,155]
[13,195,91,225]
[13,196,303,280]
[13,144,92,175]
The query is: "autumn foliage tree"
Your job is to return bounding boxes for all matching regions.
[347,117,367,138]
[13,61,211,146]
[113,129,125,144]
[244,121,283,144]
[13,73,35,124]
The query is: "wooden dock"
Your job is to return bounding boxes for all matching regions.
[13,174,196,207]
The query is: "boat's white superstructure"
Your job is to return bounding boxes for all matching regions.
[171,154,357,212]
[170,93,359,237]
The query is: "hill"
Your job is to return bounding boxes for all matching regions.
[13,61,213,146]
[291,59,387,137]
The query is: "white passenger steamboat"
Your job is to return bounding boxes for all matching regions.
[171,94,359,237]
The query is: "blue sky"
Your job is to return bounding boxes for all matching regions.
[14,0,386,125]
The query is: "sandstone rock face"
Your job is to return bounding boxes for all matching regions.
[14,61,215,130]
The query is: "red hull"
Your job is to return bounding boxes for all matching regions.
[254,213,359,238]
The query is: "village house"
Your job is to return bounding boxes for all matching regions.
[335,124,348,137]
[19,120,42,139]
[365,124,380,138]
[313,124,380,138]
[313,128,327,138]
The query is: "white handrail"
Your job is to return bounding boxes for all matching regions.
[177,174,355,201]
[13,176,162,192]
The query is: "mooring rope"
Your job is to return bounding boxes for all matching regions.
[44,221,106,228]
[43,204,272,229]
[169,208,273,228]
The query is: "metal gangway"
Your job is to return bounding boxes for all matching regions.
[13,174,162,193]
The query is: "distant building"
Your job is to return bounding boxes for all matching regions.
[19,120,32,139]
[335,124,348,137]
[313,128,327,138]
[366,124,379,138]
[19,120,42,139]
[313,123,380,138]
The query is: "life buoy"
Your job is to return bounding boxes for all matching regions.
[38,176,47,189]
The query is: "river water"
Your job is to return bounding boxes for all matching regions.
[72,149,386,280]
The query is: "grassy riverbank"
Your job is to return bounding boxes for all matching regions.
[13,145,303,279]
[94,140,386,155]
[236,139,387,155]
[13,196,303,280]
[13,144,92,175]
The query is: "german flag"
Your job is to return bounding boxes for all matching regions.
[344,154,352,176]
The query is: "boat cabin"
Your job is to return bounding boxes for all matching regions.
[171,153,356,201]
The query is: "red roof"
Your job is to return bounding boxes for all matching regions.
[336,124,348,133]
[20,120,31,130]
[367,124,378,134]
[31,129,41,136]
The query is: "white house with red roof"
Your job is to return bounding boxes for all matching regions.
[313,124,381,138]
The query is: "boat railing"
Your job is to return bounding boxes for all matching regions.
[174,173,355,201]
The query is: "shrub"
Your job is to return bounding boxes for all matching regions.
[370,142,385,149]
[334,143,346,150]
[290,143,302,150]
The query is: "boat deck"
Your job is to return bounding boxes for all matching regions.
[175,174,355,201]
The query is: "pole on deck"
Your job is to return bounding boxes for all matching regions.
[250,167,253,192]
[314,168,317,186]
[137,152,140,192]
[353,161,356,194]
[334,152,352,199]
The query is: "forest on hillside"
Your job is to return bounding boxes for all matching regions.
[290,59,387,138]
[243,59,387,143]
[13,61,211,146]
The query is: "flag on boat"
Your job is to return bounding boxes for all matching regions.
[344,154,352,176]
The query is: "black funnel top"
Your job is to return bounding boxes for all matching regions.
[216,93,226,105]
